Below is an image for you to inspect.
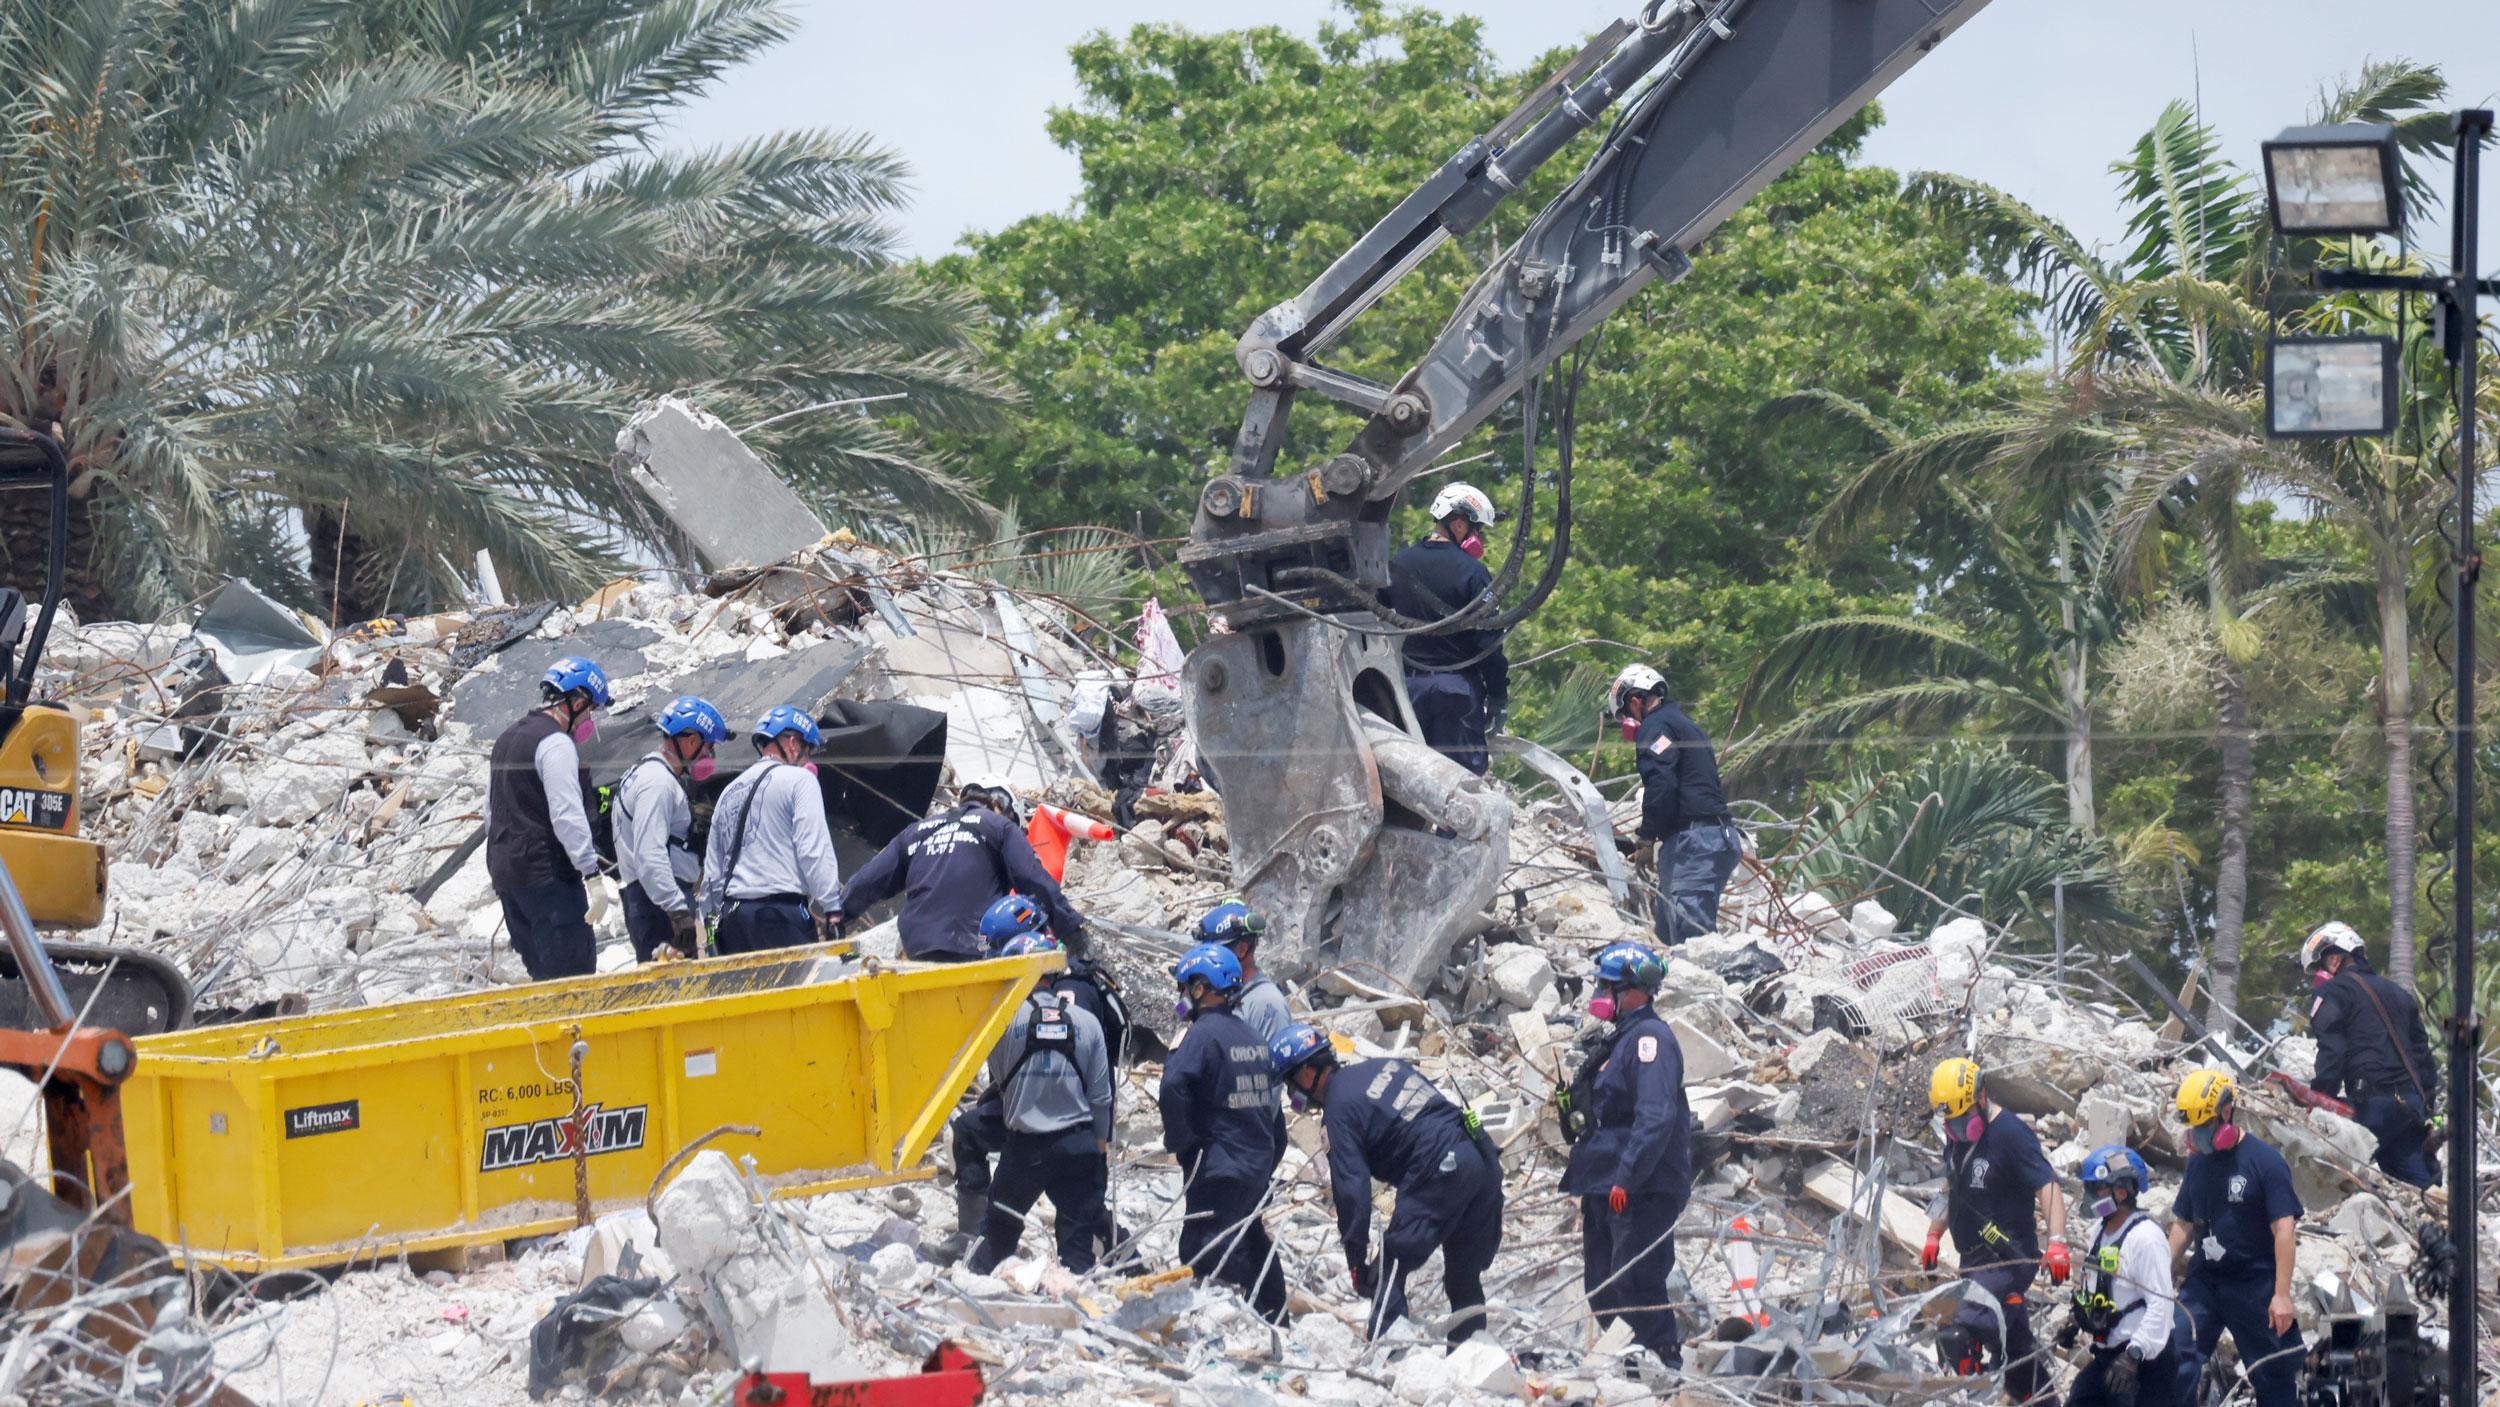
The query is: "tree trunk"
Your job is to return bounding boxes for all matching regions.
[0,484,111,622]
[2378,544,2418,985]
[2206,659,2256,1026]
[305,507,395,626]
[2058,545,2097,830]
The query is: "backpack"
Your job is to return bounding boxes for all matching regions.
[1555,1023,1626,1145]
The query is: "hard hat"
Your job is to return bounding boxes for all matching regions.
[980,894,1047,948]
[1199,902,1267,946]
[2300,921,2367,971]
[1428,482,1496,527]
[2175,1068,2237,1127]
[1929,1057,1982,1118]
[750,704,822,749]
[1607,664,1666,717]
[960,776,1022,825]
[2079,1144,2149,1195]
[654,696,729,744]
[1268,1022,1335,1079]
[1592,940,1666,994]
[541,656,611,708]
[1173,943,1244,996]
[998,932,1061,959]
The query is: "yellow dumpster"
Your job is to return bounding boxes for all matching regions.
[120,945,1056,1270]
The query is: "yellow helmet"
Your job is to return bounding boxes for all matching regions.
[1930,1057,1982,1117]
[2176,1068,2237,1127]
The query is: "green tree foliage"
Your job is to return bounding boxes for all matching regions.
[0,0,1005,622]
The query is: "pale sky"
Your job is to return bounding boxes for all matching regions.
[670,1,2500,270]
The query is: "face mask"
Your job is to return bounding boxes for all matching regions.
[1286,1082,1310,1113]
[802,761,820,776]
[569,710,596,745]
[2090,1192,2119,1220]
[1172,998,1194,1022]
[1587,992,1618,1023]
[1937,1109,1984,1143]
[688,754,717,783]
[1459,534,1485,560]
[2310,968,2333,989]
[2187,1118,2239,1155]
[1620,716,1640,741]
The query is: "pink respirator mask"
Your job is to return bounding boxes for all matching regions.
[1459,534,1486,560]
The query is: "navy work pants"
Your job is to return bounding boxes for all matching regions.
[498,876,595,980]
[2182,1274,2301,1407]
[621,880,693,963]
[1581,1187,1687,1363]
[714,897,813,955]
[951,1098,1007,1201]
[2067,1338,2194,1407]
[2354,1089,2437,1189]
[1373,1139,1504,1342]
[1181,1175,1287,1322]
[1950,1263,2054,1406]
[1652,822,1740,946]
[1406,670,1490,776]
[971,1127,1107,1274]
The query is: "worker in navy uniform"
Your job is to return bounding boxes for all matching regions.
[2300,921,2438,1188]
[938,895,1134,1266]
[965,931,1116,1274]
[1158,943,1289,1322]
[2169,1070,2302,1407]
[1559,940,1693,1367]
[834,777,1086,963]
[698,706,843,954]
[1606,664,1737,946]
[1270,1023,1503,1342]
[611,695,727,962]
[1200,902,1290,1042]
[484,656,611,980]
[1922,1057,2068,1406]
[1386,482,1509,776]
[2061,1146,2198,1407]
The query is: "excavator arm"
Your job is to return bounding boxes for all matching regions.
[1181,0,1995,988]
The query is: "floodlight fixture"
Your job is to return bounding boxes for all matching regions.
[2262,123,2404,236]
[2265,334,2397,438]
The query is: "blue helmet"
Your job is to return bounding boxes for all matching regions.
[1268,1022,1333,1078]
[2079,1144,2149,1195]
[1173,943,1244,995]
[654,696,729,744]
[1198,902,1267,946]
[981,894,1046,948]
[751,704,822,750]
[999,932,1061,959]
[541,656,610,708]
[1592,940,1666,994]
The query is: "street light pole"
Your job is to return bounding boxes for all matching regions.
[2448,107,2489,1407]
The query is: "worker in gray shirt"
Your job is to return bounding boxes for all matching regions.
[699,706,843,954]
[614,696,728,961]
[1200,902,1291,1041]
[968,932,1115,1275]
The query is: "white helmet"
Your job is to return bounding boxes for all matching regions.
[2300,921,2366,971]
[1428,482,1496,528]
[960,776,1022,825]
[1608,664,1666,717]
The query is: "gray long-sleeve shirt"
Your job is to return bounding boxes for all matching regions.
[1235,974,1292,1044]
[698,759,843,916]
[613,753,697,912]
[986,991,1113,1140]
[482,728,600,879]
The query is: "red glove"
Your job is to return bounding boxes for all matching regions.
[1920,1228,1942,1271]
[1608,1186,1629,1216]
[2043,1239,2071,1285]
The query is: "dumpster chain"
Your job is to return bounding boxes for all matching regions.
[567,1026,591,1227]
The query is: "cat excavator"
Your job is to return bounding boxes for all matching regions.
[1181,0,1995,989]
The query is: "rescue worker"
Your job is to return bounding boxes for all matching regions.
[2169,1070,2302,1407]
[1270,1023,1503,1342]
[1559,941,1693,1368]
[1606,664,1737,946]
[612,695,726,962]
[1921,1057,2068,1406]
[698,706,843,954]
[1159,943,1289,1322]
[484,656,610,980]
[966,931,1115,1274]
[1201,902,1290,1042]
[2061,1146,2197,1407]
[834,778,1087,962]
[2302,921,2439,1187]
[1386,482,1509,775]
[938,895,1134,1265]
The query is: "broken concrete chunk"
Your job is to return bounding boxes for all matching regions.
[654,1149,755,1278]
[1848,899,1898,942]
[1668,1017,1739,1083]
[1488,946,1556,1009]
[1785,1028,1853,1080]
[615,396,829,571]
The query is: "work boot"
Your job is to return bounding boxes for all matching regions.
[930,1191,987,1267]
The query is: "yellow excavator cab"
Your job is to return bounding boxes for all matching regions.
[0,703,102,927]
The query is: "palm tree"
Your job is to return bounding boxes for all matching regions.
[0,0,1006,624]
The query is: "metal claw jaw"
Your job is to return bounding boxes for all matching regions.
[1184,616,1510,993]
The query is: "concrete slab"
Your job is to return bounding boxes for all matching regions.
[615,397,829,571]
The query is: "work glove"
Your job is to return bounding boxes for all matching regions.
[668,908,699,948]
[2042,1239,2071,1285]
[1920,1228,1943,1271]
[2054,1317,2080,1351]
[1613,833,1640,857]
[2102,1350,2142,1407]
[1351,1259,1379,1299]
[1607,1186,1629,1216]
[814,912,843,945]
